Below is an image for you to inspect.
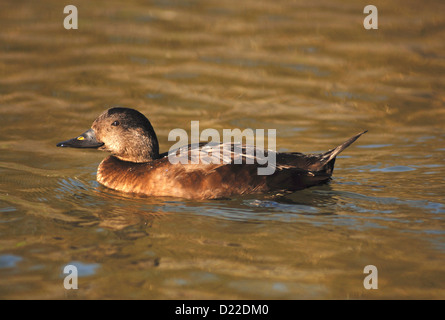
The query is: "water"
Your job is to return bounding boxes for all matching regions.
[0,0,444,299]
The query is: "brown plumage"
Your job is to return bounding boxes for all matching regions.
[57,107,367,200]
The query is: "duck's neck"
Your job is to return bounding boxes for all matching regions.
[113,131,160,163]
[97,156,142,193]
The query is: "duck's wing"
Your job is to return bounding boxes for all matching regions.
[275,152,324,171]
[277,130,367,174]
[165,142,277,167]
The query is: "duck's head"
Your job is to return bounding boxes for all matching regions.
[57,107,160,163]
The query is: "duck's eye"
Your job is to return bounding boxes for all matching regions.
[111,120,120,127]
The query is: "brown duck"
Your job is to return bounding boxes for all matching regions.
[57,107,367,199]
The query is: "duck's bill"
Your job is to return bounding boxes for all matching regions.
[56,128,104,148]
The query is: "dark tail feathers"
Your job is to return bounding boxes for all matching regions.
[315,130,367,173]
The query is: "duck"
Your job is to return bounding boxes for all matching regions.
[57,107,367,199]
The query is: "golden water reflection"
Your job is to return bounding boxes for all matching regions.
[0,0,444,299]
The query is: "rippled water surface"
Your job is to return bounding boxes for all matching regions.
[0,0,444,299]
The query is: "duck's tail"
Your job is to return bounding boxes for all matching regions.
[314,130,367,174]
